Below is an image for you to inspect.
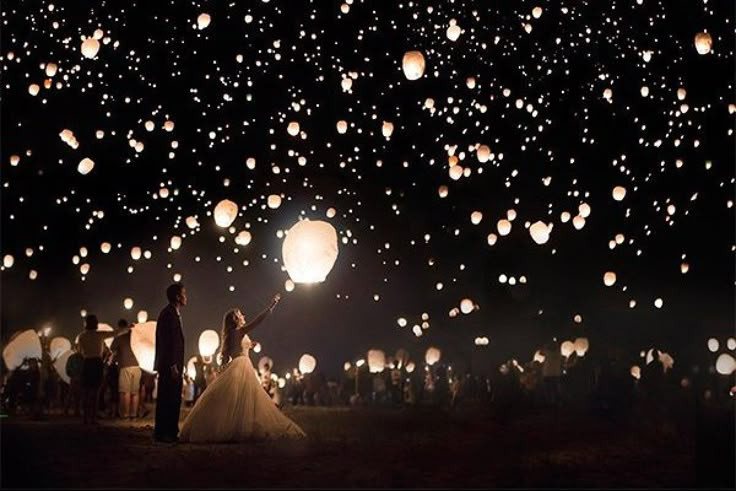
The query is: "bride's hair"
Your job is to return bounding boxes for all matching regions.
[220,309,242,362]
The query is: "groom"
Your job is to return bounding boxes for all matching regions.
[153,282,187,443]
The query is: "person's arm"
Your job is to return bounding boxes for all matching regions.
[242,294,281,335]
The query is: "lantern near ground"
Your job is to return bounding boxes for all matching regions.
[694,32,712,55]
[198,330,220,357]
[97,323,115,349]
[367,349,386,373]
[299,354,317,374]
[560,341,575,358]
[715,353,736,375]
[573,337,589,357]
[425,347,441,366]
[727,338,736,351]
[2,330,42,370]
[533,350,546,364]
[137,310,148,323]
[186,356,198,380]
[282,219,339,283]
[131,321,157,373]
[406,361,416,373]
[402,51,425,80]
[214,199,238,228]
[258,356,274,375]
[50,337,71,360]
[54,350,72,384]
[81,37,100,58]
[630,365,641,380]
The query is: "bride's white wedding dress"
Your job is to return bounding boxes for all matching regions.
[180,334,305,442]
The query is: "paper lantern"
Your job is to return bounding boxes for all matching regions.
[77,158,95,175]
[97,323,114,349]
[497,219,512,236]
[285,279,295,292]
[382,121,394,138]
[438,185,449,198]
[258,356,274,375]
[185,356,198,380]
[214,199,239,228]
[406,361,416,373]
[446,23,461,42]
[727,338,736,351]
[81,38,100,58]
[532,6,543,18]
[267,194,282,209]
[394,348,409,368]
[573,337,589,357]
[186,216,199,229]
[402,51,425,80]
[487,233,498,246]
[100,242,111,254]
[707,338,719,353]
[694,32,712,55]
[529,221,551,245]
[476,145,491,163]
[658,352,674,371]
[716,353,736,375]
[287,122,300,136]
[533,350,546,364]
[470,211,483,225]
[3,255,14,268]
[298,354,317,374]
[170,236,182,250]
[654,298,664,309]
[235,230,252,246]
[460,298,474,314]
[197,13,211,30]
[336,120,348,134]
[53,350,72,384]
[578,203,591,218]
[129,321,156,372]
[45,62,58,77]
[560,341,575,358]
[367,349,386,373]
[198,330,220,357]
[449,165,463,180]
[680,262,689,274]
[3,330,42,370]
[28,83,40,96]
[612,186,626,201]
[630,365,641,380]
[129,247,141,260]
[603,271,617,287]
[123,298,134,310]
[425,347,441,366]
[282,219,339,283]
[50,337,71,360]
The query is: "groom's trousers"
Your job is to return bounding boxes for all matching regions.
[154,372,183,439]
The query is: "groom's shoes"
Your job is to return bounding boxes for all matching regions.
[153,435,179,445]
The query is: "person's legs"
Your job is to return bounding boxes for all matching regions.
[119,392,130,418]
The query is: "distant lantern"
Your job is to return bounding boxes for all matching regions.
[336,120,348,134]
[487,233,497,246]
[449,165,463,180]
[402,51,426,80]
[438,185,449,198]
[603,271,617,287]
[560,341,575,358]
[727,338,736,351]
[529,221,551,245]
[3,255,14,268]
[603,88,613,101]
[677,88,687,101]
[406,361,416,373]
[197,13,211,30]
[533,350,546,364]
[446,21,461,42]
[694,32,712,55]
[81,37,100,59]
[2,330,43,370]
[96,324,115,349]
[572,215,586,230]
[298,354,317,374]
[381,121,394,138]
[45,62,58,77]
[284,279,295,292]
[532,6,543,18]
[214,199,239,228]
[578,203,591,218]
[137,310,148,323]
[170,236,182,250]
[28,84,40,96]
[715,354,736,375]
[630,365,641,380]
[425,347,441,366]
[612,186,626,201]
[573,337,589,357]
[287,121,300,136]
[100,242,111,254]
[164,120,175,132]
[397,317,407,327]
[131,321,157,372]
[680,262,689,274]
[707,338,719,353]
[144,120,154,132]
[123,297,134,310]
[466,77,476,89]
[49,337,71,360]
[77,158,95,175]
[560,211,571,223]
[130,246,142,260]
[282,219,339,284]
[367,349,386,373]
[267,194,282,209]
[497,219,512,236]
[477,145,491,163]
[460,298,475,314]
[198,330,220,357]
[187,356,198,380]
[326,207,336,218]
[654,298,664,309]
[235,230,252,246]
[186,216,199,229]
[574,314,583,324]
[470,211,483,225]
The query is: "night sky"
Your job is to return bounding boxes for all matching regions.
[2,0,734,377]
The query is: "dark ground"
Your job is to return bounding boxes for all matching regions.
[1,402,734,488]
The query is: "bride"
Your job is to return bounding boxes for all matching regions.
[180,294,306,442]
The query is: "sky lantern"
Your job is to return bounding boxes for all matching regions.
[402,50,425,80]
[77,158,95,175]
[425,347,441,366]
[381,121,394,138]
[170,235,182,250]
[529,221,551,245]
[267,194,282,209]
[533,350,546,364]
[3,255,14,268]
[680,262,689,274]
[282,219,339,283]
[9,155,20,166]
[130,321,156,373]
[707,338,719,353]
[612,186,626,201]
[197,13,211,29]
[367,349,386,373]
[487,233,497,246]
[397,317,407,327]
[560,211,571,223]
[130,246,142,260]
[532,6,543,18]
[284,279,295,292]
[578,203,591,218]
[3,330,43,370]
[476,145,491,162]
[497,219,512,236]
[96,323,115,349]
[716,354,736,375]
[572,215,586,230]
[123,297,134,310]
[654,298,664,309]
[560,341,575,358]
[235,230,252,246]
[449,165,463,180]
[28,84,40,96]
[630,365,641,380]
[214,199,239,228]
[336,120,348,134]
[694,32,712,55]
[727,338,736,351]
[81,37,100,58]
[287,121,300,136]
[470,211,483,225]
[100,242,111,254]
[326,207,336,218]
[49,337,71,360]
[45,62,58,77]
[298,354,317,374]
[438,185,448,198]
[460,298,475,314]
[603,271,617,286]
[198,330,220,357]
[446,20,461,41]
[54,350,72,384]
[658,351,674,371]
[185,216,199,229]
[573,337,589,357]
[164,120,175,132]
[137,310,148,323]
[186,356,198,380]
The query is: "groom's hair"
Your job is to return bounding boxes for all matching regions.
[166,282,184,303]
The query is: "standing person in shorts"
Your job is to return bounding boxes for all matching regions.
[111,319,142,420]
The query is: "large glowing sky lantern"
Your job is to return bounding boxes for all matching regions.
[50,337,72,360]
[367,349,387,373]
[130,321,157,373]
[213,199,239,228]
[425,346,441,366]
[54,350,73,384]
[282,219,339,284]
[298,353,317,374]
[402,51,425,80]
[198,330,220,358]
[3,329,42,370]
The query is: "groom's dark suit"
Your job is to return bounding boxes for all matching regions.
[153,303,185,441]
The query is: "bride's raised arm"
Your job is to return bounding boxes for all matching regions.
[242,294,281,335]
